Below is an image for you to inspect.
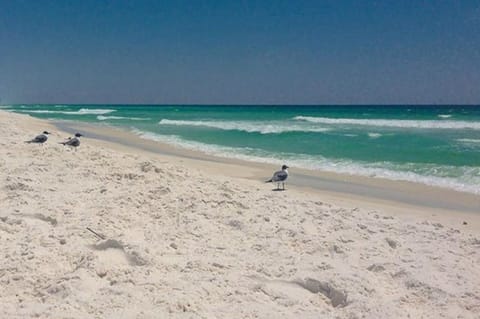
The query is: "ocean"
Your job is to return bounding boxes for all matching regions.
[3,104,480,194]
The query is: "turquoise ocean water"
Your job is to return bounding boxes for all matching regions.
[3,104,480,194]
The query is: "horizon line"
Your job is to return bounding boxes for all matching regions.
[2,103,480,107]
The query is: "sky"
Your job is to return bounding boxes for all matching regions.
[1,0,479,105]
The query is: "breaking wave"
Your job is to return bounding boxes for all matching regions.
[294,116,480,130]
[97,115,150,121]
[158,119,330,134]
[19,108,116,115]
[132,129,480,194]
[456,138,480,150]
[456,138,480,143]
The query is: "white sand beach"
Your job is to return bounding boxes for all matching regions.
[1,110,479,318]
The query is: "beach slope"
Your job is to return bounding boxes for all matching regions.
[0,111,479,318]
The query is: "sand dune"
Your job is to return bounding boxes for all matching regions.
[0,111,479,318]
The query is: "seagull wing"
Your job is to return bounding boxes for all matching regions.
[272,170,288,182]
[66,137,80,147]
[27,134,47,143]
[61,138,74,146]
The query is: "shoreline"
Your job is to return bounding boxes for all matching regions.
[52,117,480,215]
[2,110,480,318]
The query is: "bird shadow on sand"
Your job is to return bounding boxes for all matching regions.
[272,188,287,192]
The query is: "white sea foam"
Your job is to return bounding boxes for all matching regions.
[456,138,480,150]
[367,133,382,138]
[456,138,480,144]
[159,119,330,134]
[132,129,480,195]
[19,108,116,115]
[438,114,452,118]
[18,110,61,114]
[73,108,116,115]
[97,115,149,121]
[294,116,480,130]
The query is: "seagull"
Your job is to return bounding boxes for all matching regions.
[25,131,50,144]
[60,133,83,150]
[266,165,289,190]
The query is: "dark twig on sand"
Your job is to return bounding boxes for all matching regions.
[86,227,106,240]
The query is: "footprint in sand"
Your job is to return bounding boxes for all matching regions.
[90,239,147,267]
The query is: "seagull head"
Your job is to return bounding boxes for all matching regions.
[75,133,83,137]
[43,131,51,135]
[281,164,289,170]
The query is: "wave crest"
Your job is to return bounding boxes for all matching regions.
[159,119,330,134]
[294,116,480,130]
[19,108,116,115]
[97,115,150,121]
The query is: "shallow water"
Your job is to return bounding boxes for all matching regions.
[5,104,480,194]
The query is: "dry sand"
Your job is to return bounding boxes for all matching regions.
[1,111,479,318]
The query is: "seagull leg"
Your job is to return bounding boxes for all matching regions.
[283,182,285,190]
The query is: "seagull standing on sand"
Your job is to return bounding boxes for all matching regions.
[25,131,50,144]
[60,133,83,150]
[266,165,289,190]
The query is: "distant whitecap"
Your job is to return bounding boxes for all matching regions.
[158,119,330,134]
[294,116,480,130]
[19,108,116,115]
[97,115,150,121]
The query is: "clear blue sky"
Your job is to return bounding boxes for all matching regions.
[1,0,479,104]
